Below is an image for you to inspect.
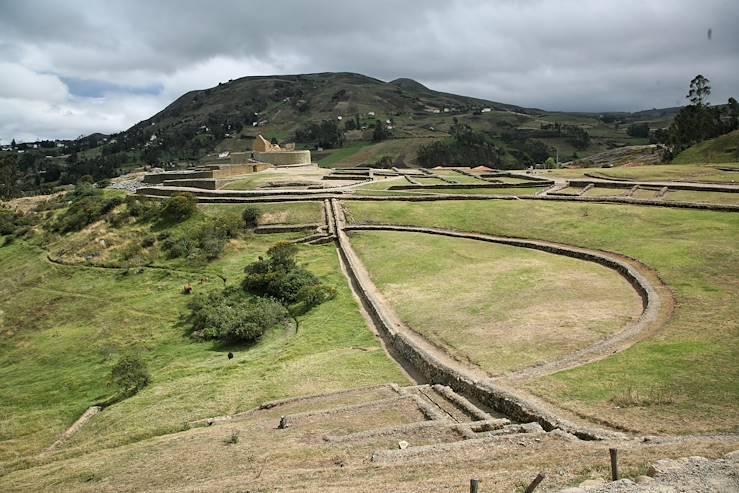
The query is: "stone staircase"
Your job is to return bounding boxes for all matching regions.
[188,383,556,463]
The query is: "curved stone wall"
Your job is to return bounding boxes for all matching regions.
[254,150,312,166]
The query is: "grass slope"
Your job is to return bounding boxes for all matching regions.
[673,130,739,164]
[344,199,739,433]
[350,230,641,375]
[0,230,405,469]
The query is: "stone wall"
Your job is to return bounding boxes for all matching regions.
[254,150,311,166]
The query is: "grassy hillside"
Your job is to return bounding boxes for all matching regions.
[673,129,739,163]
[0,196,406,469]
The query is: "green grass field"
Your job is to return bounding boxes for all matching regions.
[0,227,405,469]
[344,199,739,433]
[350,230,641,375]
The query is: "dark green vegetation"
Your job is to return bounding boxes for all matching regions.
[110,352,151,399]
[346,200,739,433]
[243,242,336,306]
[187,241,336,345]
[187,287,289,344]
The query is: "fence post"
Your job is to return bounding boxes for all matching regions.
[469,479,480,493]
[609,448,620,480]
[524,472,545,493]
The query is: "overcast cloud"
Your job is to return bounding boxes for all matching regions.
[1,0,737,142]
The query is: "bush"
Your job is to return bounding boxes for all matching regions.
[125,196,161,220]
[0,207,34,236]
[297,284,337,309]
[110,352,150,397]
[243,241,330,305]
[242,206,261,228]
[53,189,123,233]
[160,192,197,223]
[160,217,236,261]
[187,287,289,343]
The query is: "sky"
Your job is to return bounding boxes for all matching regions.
[1,0,737,143]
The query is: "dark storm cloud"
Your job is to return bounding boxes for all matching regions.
[1,0,738,141]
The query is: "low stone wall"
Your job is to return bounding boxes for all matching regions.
[569,179,739,193]
[211,163,271,178]
[143,170,213,184]
[388,182,549,191]
[254,223,321,234]
[254,150,311,166]
[161,179,218,190]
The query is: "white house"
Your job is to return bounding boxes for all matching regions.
[481,108,492,113]
[368,111,375,117]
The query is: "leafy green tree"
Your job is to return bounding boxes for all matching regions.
[160,192,197,222]
[242,206,261,228]
[187,287,288,343]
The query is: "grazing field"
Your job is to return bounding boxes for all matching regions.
[349,230,642,375]
[344,199,739,433]
[0,236,405,468]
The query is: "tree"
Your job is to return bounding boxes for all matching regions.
[10,139,16,149]
[160,192,197,222]
[242,206,261,228]
[110,352,150,397]
[687,74,711,106]
[627,123,650,138]
[372,120,390,142]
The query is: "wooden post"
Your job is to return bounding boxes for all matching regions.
[469,479,480,493]
[524,472,545,493]
[609,448,620,481]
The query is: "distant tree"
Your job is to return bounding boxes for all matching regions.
[270,136,278,145]
[627,123,650,138]
[372,120,390,142]
[10,139,16,149]
[687,74,711,106]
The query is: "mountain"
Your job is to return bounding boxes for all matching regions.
[131,72,530,138]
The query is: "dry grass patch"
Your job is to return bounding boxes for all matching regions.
[349,231,642,375]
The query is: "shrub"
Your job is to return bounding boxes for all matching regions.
[125,196,161,220]
[187,287,289,343]
[160,217,235,261]
[160,192,197,222]
[242,206,261,228]
[53,189,123,233]
[110,352,150,397]
[298,284,337,309]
